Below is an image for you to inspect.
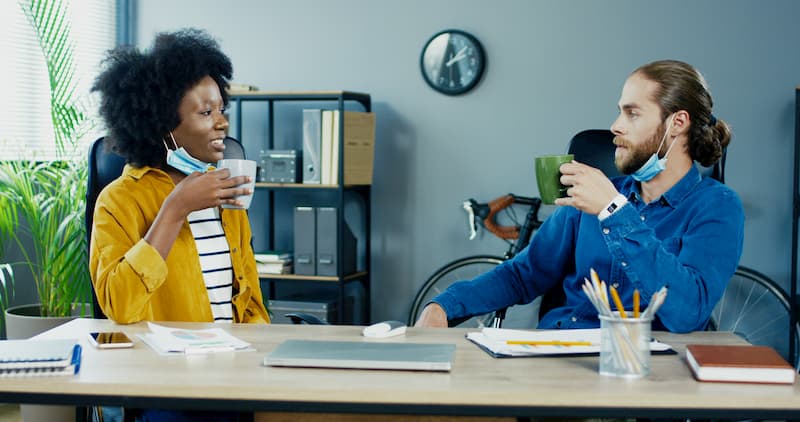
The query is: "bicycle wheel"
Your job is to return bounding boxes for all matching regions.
[709,266,800,368]
[408,256,503,327]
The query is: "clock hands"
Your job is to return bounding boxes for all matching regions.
[445,46,468,67]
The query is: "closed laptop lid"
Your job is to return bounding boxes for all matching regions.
[264,340,456,372]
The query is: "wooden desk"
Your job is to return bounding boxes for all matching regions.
[0,318,797,419]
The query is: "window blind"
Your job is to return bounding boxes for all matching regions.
[0,1,116,160]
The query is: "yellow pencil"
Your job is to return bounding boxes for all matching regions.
[609,286,627,319]
[590,268,601,288]
[506,340,593,346]
[633,289,640,318]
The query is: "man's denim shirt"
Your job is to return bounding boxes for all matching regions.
[434,166,744,333]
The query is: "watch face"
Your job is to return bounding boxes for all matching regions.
[420,29,485,96]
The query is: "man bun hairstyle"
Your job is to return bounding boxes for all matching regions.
[635,60,731,167]
[92,28,232,167]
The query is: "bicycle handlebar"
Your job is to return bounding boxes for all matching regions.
[463,194,542,241]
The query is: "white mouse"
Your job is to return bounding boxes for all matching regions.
[362,320,407,338]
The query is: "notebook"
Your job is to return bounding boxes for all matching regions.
[264,340,456,372]
[685,344,796,384]
[0,339,81,376]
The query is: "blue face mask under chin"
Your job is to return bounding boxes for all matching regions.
[164,133,213,175]
[631,153,667,182]
[631,116,676,182]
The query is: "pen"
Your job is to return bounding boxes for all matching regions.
[609,286,627,319]
[633,289,640,318]
[506,340,593,346]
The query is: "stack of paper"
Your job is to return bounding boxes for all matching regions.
[254,251,292,274]
[467,328,673,358]
[139,322,251,355]
[0,339,81,376]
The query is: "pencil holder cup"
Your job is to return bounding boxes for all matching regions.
[598,313,652,378]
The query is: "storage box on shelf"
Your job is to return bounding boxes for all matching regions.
[227,91,373,324]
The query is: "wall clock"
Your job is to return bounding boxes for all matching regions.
[420,29,486,96]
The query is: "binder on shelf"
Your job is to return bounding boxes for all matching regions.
[302,109,322,184]
[330,110,341,185]
[316,207,357,277]
[342,111,376,185]
[294,206,317,275]
[320,110,335,185]
[320,110,375,186]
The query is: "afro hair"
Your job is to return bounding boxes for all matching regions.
[92,28,232,167]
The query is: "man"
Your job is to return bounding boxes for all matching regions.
[415,60,744,333]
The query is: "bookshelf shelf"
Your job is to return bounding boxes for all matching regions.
[254,183,371,190]
[255,182,339,189]
[257,271,369,283]
[229,91,372,324]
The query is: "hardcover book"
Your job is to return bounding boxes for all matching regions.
[685,344,796,384]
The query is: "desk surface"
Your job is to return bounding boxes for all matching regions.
[1,318,798,418]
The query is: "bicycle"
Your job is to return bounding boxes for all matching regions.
[407,194,543,328]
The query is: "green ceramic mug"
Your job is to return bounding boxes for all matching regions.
[535,154,573,204]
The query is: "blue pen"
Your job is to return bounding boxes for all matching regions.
[71,344,82,374]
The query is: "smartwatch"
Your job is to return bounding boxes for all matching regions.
[598,194,628,221]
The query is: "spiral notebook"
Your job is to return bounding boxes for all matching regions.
[0,339,81,376]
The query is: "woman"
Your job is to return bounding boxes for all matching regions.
[90,26,268,422]
[90,28,269,326]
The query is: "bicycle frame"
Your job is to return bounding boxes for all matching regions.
[463,194,543,327]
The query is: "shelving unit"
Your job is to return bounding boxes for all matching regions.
[792,87,799,363]
[228,91,372,323]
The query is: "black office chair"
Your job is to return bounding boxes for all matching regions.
[534,129,726,322]
[85,136,245,319]
[566,129,725,182]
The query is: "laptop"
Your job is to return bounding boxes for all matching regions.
[263,339,456,372]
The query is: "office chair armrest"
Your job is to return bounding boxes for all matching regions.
[285,312,328,325]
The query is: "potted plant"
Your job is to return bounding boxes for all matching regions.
[0,264,14,337]
[0,0,94,339]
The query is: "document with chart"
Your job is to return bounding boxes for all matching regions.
[467,328,673,358]
[139,322,251,355]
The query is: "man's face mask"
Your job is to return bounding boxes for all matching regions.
[164,133,213,175]
[631,115,677,182]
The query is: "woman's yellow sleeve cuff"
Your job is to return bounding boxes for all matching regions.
[124,239,167,292]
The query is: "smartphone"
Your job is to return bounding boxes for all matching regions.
[87,331,134,349]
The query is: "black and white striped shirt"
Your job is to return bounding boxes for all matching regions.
[188,207,233,323]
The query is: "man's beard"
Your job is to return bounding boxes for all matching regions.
[615,122,667,175]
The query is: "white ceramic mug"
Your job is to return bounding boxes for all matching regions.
[216,159,257,210]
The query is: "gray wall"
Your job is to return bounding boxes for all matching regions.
[137,0,800,323]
